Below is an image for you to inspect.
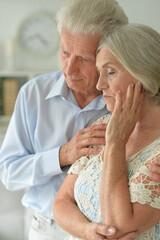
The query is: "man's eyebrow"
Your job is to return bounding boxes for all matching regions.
[60,45,68,51]
[79,54,96,60]
[60,45,95,60]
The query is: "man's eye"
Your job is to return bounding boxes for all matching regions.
[62,50,68,54]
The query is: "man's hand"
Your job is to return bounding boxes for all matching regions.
[149,158,160,193]
[84,223,136,240]
[59,124,106,167]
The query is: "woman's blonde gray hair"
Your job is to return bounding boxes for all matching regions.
[56,0,128,36]
[98,24,160,104]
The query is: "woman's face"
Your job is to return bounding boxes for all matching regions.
[96,47,138,112]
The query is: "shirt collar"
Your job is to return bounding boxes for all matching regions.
[45,73,69,100]
[45,72,105,110]
[83,94,106,111]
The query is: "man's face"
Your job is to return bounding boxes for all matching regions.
[60,28,101,97]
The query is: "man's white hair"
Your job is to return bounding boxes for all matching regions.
[56,0,128,36]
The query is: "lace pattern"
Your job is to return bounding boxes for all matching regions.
[66,114,160,240]
[68,114,110,175]
[128,140,160,209]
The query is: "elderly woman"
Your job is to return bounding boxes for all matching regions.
[53,24,160,240]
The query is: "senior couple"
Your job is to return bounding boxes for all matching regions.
[0,0,160,240]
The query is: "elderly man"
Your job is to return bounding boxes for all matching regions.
[0,0,141,239]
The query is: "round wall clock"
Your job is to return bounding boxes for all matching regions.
[17,12,59,57]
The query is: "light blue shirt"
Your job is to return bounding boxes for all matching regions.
[0,71,108,219]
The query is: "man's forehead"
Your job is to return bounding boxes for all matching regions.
[60,28,101,57]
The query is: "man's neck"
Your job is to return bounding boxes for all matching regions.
[72,90,102,109]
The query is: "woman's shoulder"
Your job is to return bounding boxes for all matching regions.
[93,113,111,125]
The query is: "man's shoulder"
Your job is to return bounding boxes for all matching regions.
[21,70,63,92]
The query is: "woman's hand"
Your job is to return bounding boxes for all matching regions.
[85,222,136,240]
[105,82,144,147]
[85,222,114,240]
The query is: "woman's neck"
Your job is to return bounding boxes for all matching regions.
[126,98,160,158]
[134,97,160,131]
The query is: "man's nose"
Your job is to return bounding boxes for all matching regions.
[65,56,78,75]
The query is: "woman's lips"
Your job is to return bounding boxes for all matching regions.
[103,95,111,100]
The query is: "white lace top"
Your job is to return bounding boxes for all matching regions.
[65,114,160,240]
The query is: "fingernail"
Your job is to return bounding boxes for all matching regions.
[155,159,160,164]
[148,172,153,178]
[148,165,152,170]
[137,81,142,86]
[107,226,116,235]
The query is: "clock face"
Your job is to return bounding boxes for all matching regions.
[18,12,59,56]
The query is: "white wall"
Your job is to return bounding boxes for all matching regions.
[0,0,66,73]
[117,0,160,33]
[0,0,160,73]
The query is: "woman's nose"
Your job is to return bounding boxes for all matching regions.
[96,74,108,91]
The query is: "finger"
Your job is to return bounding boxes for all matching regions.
[119,232,136,240]
[84,129,106,139]
[81,147,103,155]
[148,163,160,182]
[155,186,160,194]
[154,158,160,165]
[96,224,116,237]
[78,124,107,137]
[132,92,143,121]
[149,172,160,182]
[131,82,143,114]
[96,234,108,240]
[80,137,106,148]
[148,164,160,175]
[114,90,123,115]
[131,82,142,107]
[123,83,134,110]
[88,124,107,131]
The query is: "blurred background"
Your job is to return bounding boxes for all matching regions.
[0,0,160,239]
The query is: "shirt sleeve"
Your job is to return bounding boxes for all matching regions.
[129,150,160,209]
[0,88,63,191]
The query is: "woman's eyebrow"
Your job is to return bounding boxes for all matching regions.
[102,62,114,68]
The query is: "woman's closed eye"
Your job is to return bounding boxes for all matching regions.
[107,71,115,76]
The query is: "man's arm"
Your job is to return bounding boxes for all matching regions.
[0,87,106,190]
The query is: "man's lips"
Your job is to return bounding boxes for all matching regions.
[66,76,83,82]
